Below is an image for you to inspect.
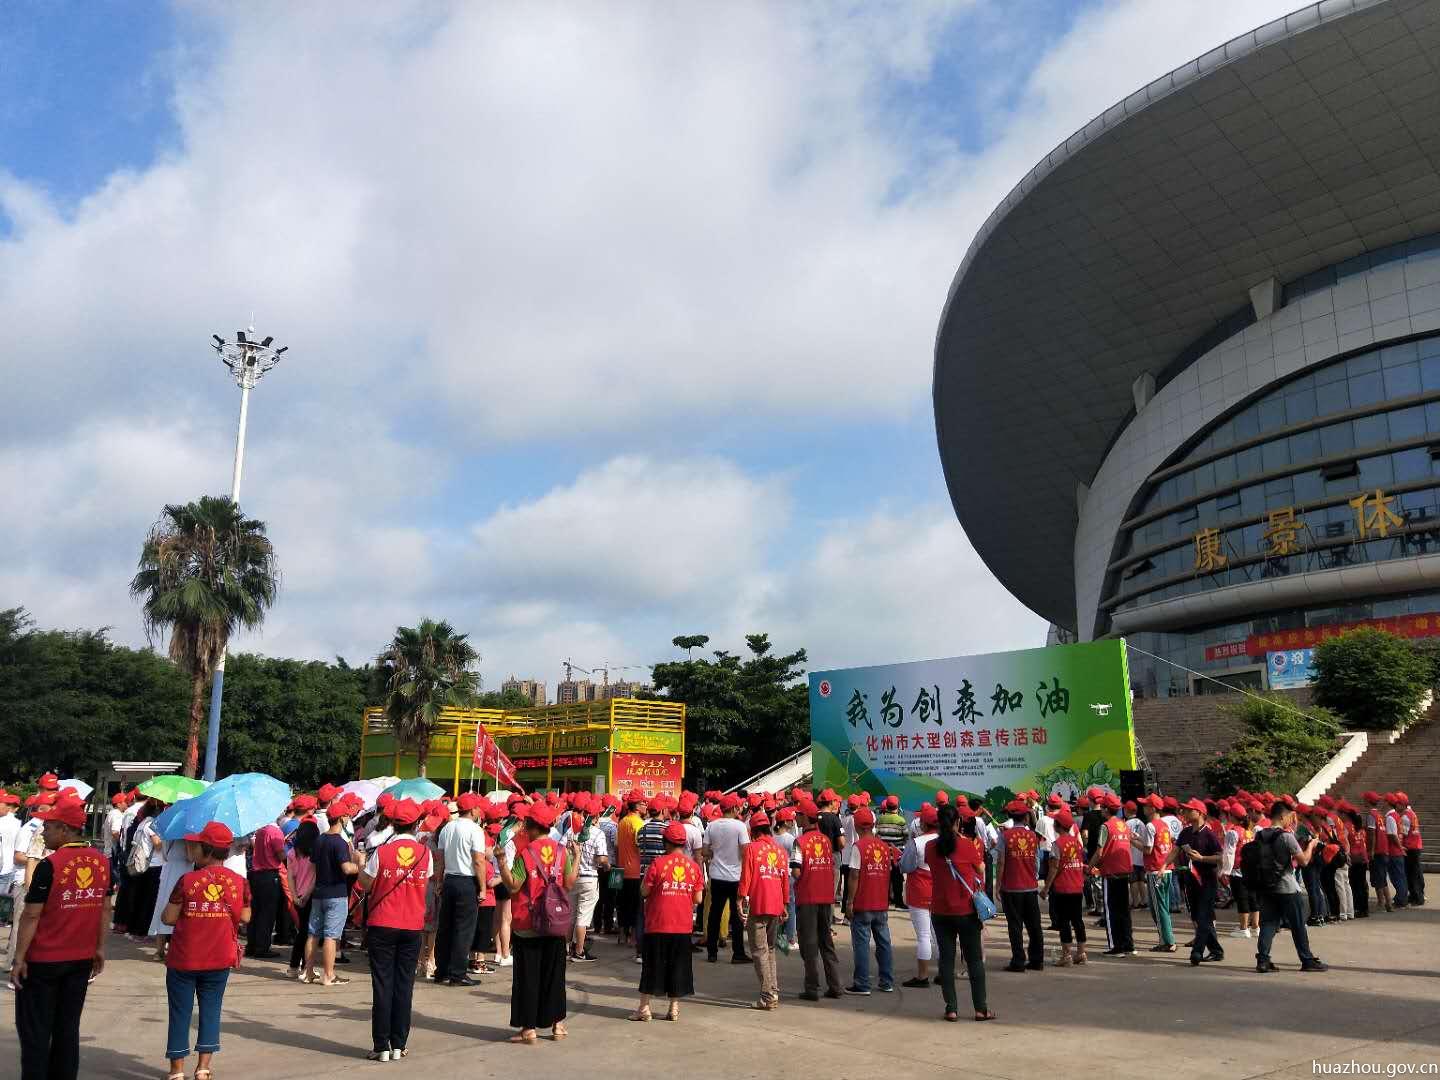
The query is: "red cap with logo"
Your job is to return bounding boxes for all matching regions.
[663,821,687,844]
[388,798,422,827]
[853,808,875,828]
[38,794,87,828]
[37,773,59,791]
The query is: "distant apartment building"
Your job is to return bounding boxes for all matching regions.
[501,676,547,707]
[600,679,650,700]
[556,679,597,705]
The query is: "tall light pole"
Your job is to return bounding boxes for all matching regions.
[203,327,288,781]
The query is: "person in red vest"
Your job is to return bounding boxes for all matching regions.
[160,821,250,1080]
[630,821,703,1022]
[789,799,843,1001]
[1362,791,1394,912]
[1392,791,1425,906]
[994,798,1044,972]
[737,811,790,1010]
[499,803,579,1044]
[1137,795,1177,953]
[843,807,898,994]
[358,798,431,1061]
[11,792,111,1080]
[1342,804,1371,918]
[1382,793,1411,908]
[1041,807,1087,966]
[1087,794,1135,956]
[924,801,994,1022]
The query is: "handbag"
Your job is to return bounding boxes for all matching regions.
[949,858,996,922]
[606,867,624,891]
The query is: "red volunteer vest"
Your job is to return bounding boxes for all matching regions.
[368,835,431,931]
[1051,833,1086,894]
[1099,816,1133,876]
[28,845,110,964]
[1144,819,1173,873]
[1403,808,1422,851]
[1385,810,1402,856]
[739,837,789,917]
[1349,821,1368,860]
[1368,809,1387,857]
[999,826,1039,891]
[512,837,563,933]
[904,835,935,909]
[793,829,835,905]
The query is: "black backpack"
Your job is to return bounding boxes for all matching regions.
[1239,828,1290,893]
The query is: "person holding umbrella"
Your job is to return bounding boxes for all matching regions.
[161,822,250,1080]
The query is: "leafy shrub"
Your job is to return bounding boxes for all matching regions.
[1312,628,1430,731]
[1202,693,1341,797]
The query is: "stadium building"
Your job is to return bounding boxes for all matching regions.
[936,0,1440,698]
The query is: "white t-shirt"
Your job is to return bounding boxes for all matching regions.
[841,813,860,869]
[121,802,143,839]
[704,818,750,882]
[1034,813,1057,854]
[683,820,705,867]
[104,808,125,854]
[440,817,487,879]
[1127,818,1147,867]
[1385,811,1400,839]
[0,814,20,876]
[574,828,608,878]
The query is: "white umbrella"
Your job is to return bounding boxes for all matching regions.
[58,778,93,800]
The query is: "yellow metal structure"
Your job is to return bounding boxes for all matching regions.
[359,697,685,794]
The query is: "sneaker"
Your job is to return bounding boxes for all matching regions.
[1024,961,1043,971]
[633,955,643,964]
[1100,948,1129,957]
[1003,963,1027,972]
[573,952,597,963]
[823,988,844,999]
[1228,928,1252,939]
[797,990,821,1001]
[1149,944,1177,953]
[843,985,870,995]
[498,956,513,968]
[731,955,752,965]
[902,976,931,987]
[877,984,894,993]
[1300,959,1328,972]
[1256,959,1278,973]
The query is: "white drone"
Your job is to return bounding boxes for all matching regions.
[1090,702,1113,717]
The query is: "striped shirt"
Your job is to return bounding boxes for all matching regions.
[638,818,669,875]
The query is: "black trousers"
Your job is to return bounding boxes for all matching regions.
[705,879,744,959]
[1103,874,1133,952]
[289,900,311,970]
[1000,890,1043,967]
[368,926,421,1053]
[1189,877,1220,960]
[1405,851,1426,904]
[619,878,641,933]
[246,869,281,956]
[598,877,618,933]
[1349,862,1371,916]
[1319,859,1341,920]
[1052,891,1086,945]
[435,876,478,981]
[17,958,91,1080]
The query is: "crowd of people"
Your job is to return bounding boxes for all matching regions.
[0,771,1427,1079]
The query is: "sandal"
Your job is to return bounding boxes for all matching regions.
[974,1009,997,1022]
[943,1011,958,1022]
[551,1024,568,1040]
[320,976,351,986]
[664,1003,679,1021]
[628,1008,652,1022]
[509,1030,538,1044]
[195,1071,214,1080]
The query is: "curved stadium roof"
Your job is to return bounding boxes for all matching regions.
[934,0,1440,631]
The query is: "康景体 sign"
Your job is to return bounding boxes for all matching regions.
[809,641,1136,809]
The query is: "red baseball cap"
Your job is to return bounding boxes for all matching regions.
[1181,798,1207,814]
[527,804,557,829]
[853,808,875,828]
[846,794,864,809]
[388,798,422,826]
[749,812,770,829]
[38,795,87,828]
[1123,799,1137,812]
[934,790,949,805]
[37,773,59,791]
[919,805,939,827]
[1103,794,1122,810]
[1047,794,1064,807]
[1162,796,1180,810]
[819,788,838,803]
[317,784,339,803]
[796,799,819,818]
[662,821,687,843]
[458,792,485,812]
[882,795,899,810]
[1076,795,1091,809]
[719,793,741,810]
[1052,808,1074,830]
[1005,798,1029,815]
[776,807,796,823]
[183,821,235,847]
[376,793,395,809]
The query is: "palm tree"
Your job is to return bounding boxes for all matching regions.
[375,619,479,776]
[130,496,278,776]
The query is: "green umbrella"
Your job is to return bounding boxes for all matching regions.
[381,778,444,802]
[136,775,209,803]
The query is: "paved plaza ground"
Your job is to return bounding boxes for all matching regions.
[3,881,1436,1080]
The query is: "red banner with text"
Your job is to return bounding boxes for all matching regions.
[472,723,521,790]
[610,752,682,798]
[1204,612,1440,662]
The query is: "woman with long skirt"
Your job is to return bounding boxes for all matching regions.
[498,805,579,1044]
[630,822,703,1022]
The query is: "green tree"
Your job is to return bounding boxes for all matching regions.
[1312,628,1430,731]
[1202,693,1341,796]
[375,619,479,777]
[671,634,710,659]
[474,687,535,709]
[216,654,367,787]
[649,632,808,789]
[1408,637,1440,689]
[129,496,279,776]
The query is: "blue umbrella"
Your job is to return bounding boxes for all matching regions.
[158,772,292,841]
[381,778,444,802]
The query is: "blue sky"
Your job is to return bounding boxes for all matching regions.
[0,0,1306,691]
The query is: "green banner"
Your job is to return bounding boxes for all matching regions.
[612,729,683,755]
[809,640,1135,809]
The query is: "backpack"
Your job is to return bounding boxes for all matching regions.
[522,843,573,938]
[1239,828,1290,893]
[126,820,153,878]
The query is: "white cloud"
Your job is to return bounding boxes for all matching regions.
[1,0,1312,696]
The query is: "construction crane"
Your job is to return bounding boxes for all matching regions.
[560,658,592,683]
[559,659,645,689]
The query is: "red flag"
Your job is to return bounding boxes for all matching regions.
[472,722,522,791]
